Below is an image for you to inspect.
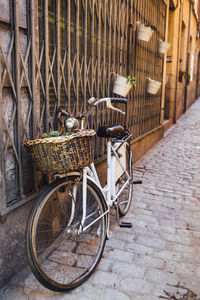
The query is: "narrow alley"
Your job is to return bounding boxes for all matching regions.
[1,99,200,300]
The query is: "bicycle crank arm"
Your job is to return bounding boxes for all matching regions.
[131,180,142,184]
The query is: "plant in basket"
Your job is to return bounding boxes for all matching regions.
[145,24,156,31]
[113,74,136,97]
[183,71,191,85]
[41,131,73,139]
[158,39,171,54]
[138,23,156,42]
[147,74,161,95]
[25,111,96,175]
[126,76,136,87]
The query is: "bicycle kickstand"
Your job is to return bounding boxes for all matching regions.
[114,203,133,228]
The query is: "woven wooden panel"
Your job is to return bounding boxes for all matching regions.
[0,0,166,212]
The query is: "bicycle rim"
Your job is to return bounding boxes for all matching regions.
[116,145,133,216]
[26,178,107,292]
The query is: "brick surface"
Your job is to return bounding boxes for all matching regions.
[1,99,200,299]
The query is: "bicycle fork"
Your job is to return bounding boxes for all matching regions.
[79,168,109,235]
[66,169,87,234]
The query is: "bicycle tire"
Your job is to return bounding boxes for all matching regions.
[116,144,133,216]
[26,177,107,292]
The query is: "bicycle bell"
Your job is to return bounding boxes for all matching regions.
[65,117,79,130]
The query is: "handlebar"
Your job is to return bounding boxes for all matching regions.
[57,97,127,120]
[98,97,127,105]
[91,97,127,115]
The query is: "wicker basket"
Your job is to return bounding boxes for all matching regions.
[25,130,96,174]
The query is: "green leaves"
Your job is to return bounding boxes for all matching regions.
[42,131,73,138]
[183,71,191,81]
[145,24,156,31]
[126,75,136,87]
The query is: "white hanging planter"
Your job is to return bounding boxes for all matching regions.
[147,78,161,95]
[159,41,171,54]
[138,24,154,42]
[113,74,133,97]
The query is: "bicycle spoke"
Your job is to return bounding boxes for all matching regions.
[27,179,106,290]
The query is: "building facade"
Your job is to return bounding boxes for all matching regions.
[165,0,200,123]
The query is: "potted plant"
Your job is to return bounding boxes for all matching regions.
[147,75,161,95]
[138,24,156,42]
[113,74,136,97]
[183,71,191,85]
[159,39,171,54]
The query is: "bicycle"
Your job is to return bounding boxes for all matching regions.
[26,97,141,292]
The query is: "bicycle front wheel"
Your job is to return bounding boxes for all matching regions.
[26,177,107,292]
[116,144,133,216]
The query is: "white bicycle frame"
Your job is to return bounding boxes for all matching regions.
[66,98,132,236]
[79,138,131,235]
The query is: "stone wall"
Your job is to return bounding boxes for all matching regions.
[0,0,39,287]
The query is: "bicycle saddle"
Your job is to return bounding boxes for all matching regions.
[97,125,124,138]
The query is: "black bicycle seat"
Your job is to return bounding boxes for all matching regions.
[97,125,125,138]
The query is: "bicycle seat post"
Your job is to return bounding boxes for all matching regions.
[107,137,112,207]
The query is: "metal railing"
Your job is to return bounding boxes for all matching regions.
[0,0,166,216]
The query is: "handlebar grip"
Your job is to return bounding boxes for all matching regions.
[110,98,127,105]
[57,106,70,117]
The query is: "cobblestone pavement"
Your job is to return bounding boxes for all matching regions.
[1,99,200,300]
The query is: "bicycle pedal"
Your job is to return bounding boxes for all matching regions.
[119,222,133,228]
[132,180,142,184]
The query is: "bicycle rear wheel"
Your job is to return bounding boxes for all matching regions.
[26,177,107,292]
[116,144,133,216]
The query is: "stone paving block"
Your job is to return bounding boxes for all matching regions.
[70,281,99,296]
[134,213,159,225]
[150,223,176,234]
[134,295,158,300]
[97,258,113,272]
[106,248,134,263]
[134,255,164,269]
[145,269,179,286]
[166,261,196,277]
[127,242,155,256]
[120,278,153,294]
[166,243,196,254]
[105,238,125,250]
[162,232,191,245]
[130,219,149,230]
[135,235,165,249]
[98,288,130,300]
[133,208,153,216]
[110,231,136,243]
[90,270,119,287]
[155,249,181,263]
[182,252,200,265]
[111,262,145,278]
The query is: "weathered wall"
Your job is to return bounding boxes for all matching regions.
[0,0,39,287]
[0,201,33,287]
